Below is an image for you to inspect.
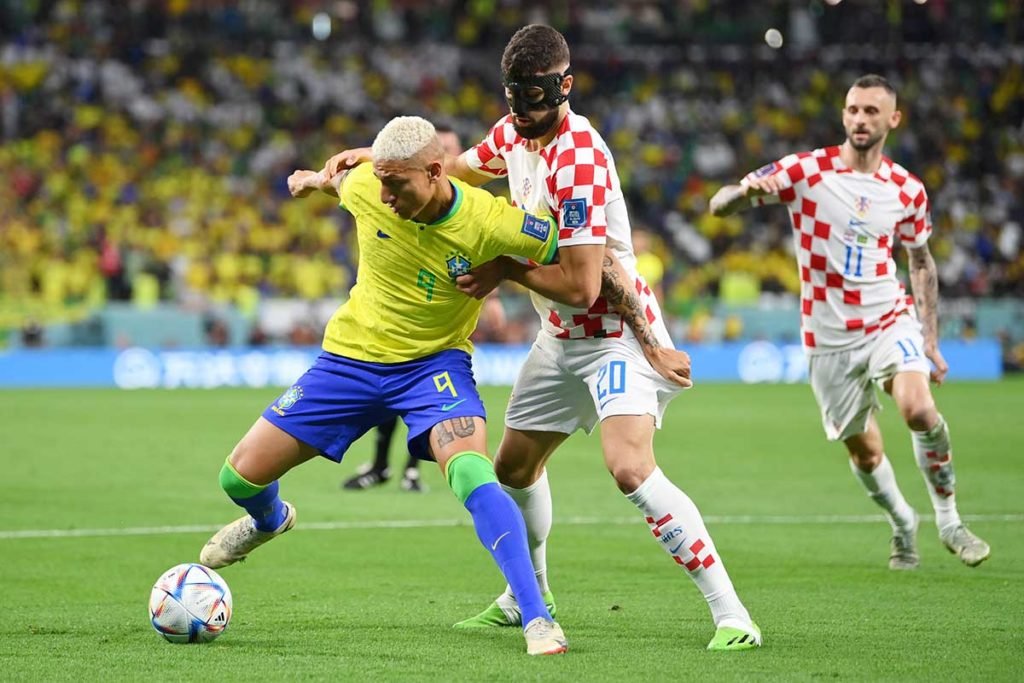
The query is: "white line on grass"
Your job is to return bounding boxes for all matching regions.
[1,513,1021,540]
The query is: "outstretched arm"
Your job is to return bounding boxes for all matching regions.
[287,169,345,199]
[709,175,786,217]
[599,249,692,388]
[322,148,492,187]
[907,243,948,385]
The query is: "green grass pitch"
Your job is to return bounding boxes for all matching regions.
[1,381,1021,681]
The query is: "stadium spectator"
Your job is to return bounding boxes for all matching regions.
[1,2,1021,349]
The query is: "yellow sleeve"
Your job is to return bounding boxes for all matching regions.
[485,196,558,265]
[338,163,375,216]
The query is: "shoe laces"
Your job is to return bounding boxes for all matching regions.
[524,617,558,637]
[945,525,978,547]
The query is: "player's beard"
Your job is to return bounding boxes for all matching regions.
[511,108,559,140]
[847,127,885,151]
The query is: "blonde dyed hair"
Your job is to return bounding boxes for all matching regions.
[371,116,440,162]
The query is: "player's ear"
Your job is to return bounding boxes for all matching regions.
[890,109,902,130]
[562,73,573,95]
[426,159,443,183]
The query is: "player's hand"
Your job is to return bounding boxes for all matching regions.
[456,257,509,299]
[323,147,372,178]
[645,346,693,389]
[287,170,322,198]
[925,344,949,386]
[742,174,787,198]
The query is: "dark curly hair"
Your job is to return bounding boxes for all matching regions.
[501,25,570,80]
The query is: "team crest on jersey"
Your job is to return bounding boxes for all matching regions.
[521,214,550,241]
[446,251,472,280]
[855,195,871,217]
[273,385,303,415]
[562,198,587,229]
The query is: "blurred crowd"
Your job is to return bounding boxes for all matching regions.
[2,0,1023,346]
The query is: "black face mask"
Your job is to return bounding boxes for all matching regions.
[503,69,571,115]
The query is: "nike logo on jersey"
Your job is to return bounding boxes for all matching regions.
[491,531,511,551]
[441,399,467,412]
[669,541,684,555]
[376,229,391,239]
[599,396,620,410]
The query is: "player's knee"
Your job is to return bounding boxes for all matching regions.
[219,457,264,500]
[847,448,881,472]
[608,460,656,495]
[899,401,937,432]
[226,440,255,480]
[446,451,497,504]
[492,453,540,489]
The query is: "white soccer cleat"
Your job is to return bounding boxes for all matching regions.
[523,617,568,656]
[200,502,296,569]
[941,524,991,567]
[889,511,920,570]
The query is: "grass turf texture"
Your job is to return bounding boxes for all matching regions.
[1,381,1021,681]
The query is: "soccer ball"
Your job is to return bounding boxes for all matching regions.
[149,563,232,643]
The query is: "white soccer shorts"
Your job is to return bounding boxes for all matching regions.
[808,315,931,441]
[504,331,684,435]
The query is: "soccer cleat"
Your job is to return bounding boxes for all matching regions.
[342,464,390,490]
[523,617,568,656]
[453,590,557,629]
[941,524,991,567]
[889,512,920,570]
[200,502,296,569]
[400,467,427,493]
[707,621,762,651]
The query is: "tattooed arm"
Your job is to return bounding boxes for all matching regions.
[907,243,948,385]
[601,249,692,388]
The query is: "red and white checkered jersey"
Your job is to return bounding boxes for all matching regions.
[465,111,664,340]
[746,146,931,353]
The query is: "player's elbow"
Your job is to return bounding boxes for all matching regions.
[570,280,601,309]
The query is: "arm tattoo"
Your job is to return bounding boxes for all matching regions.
[433,417,476,450]
[908,245,939,347]
[600,253,661,351]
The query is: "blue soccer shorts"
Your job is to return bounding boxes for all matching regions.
[261,349,485,462]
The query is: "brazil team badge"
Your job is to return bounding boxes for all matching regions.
[273,385,303,415]
[446,251,472,280]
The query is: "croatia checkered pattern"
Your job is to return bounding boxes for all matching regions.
[646,514,716,572]
[924,450,955,498]
[465,112,654,340]
[747,146,931,353]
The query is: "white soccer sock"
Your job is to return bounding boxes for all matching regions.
[848,455,916,532]
[626,466,751,629]
[910,414,962,534]
[500,469,552,596]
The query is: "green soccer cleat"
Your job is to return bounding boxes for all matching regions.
[707,622,762,651]
[453,590,557,629]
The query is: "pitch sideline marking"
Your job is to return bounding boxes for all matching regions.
[1,513,1021,540]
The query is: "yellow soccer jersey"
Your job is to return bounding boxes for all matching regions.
[322,162,557,363]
